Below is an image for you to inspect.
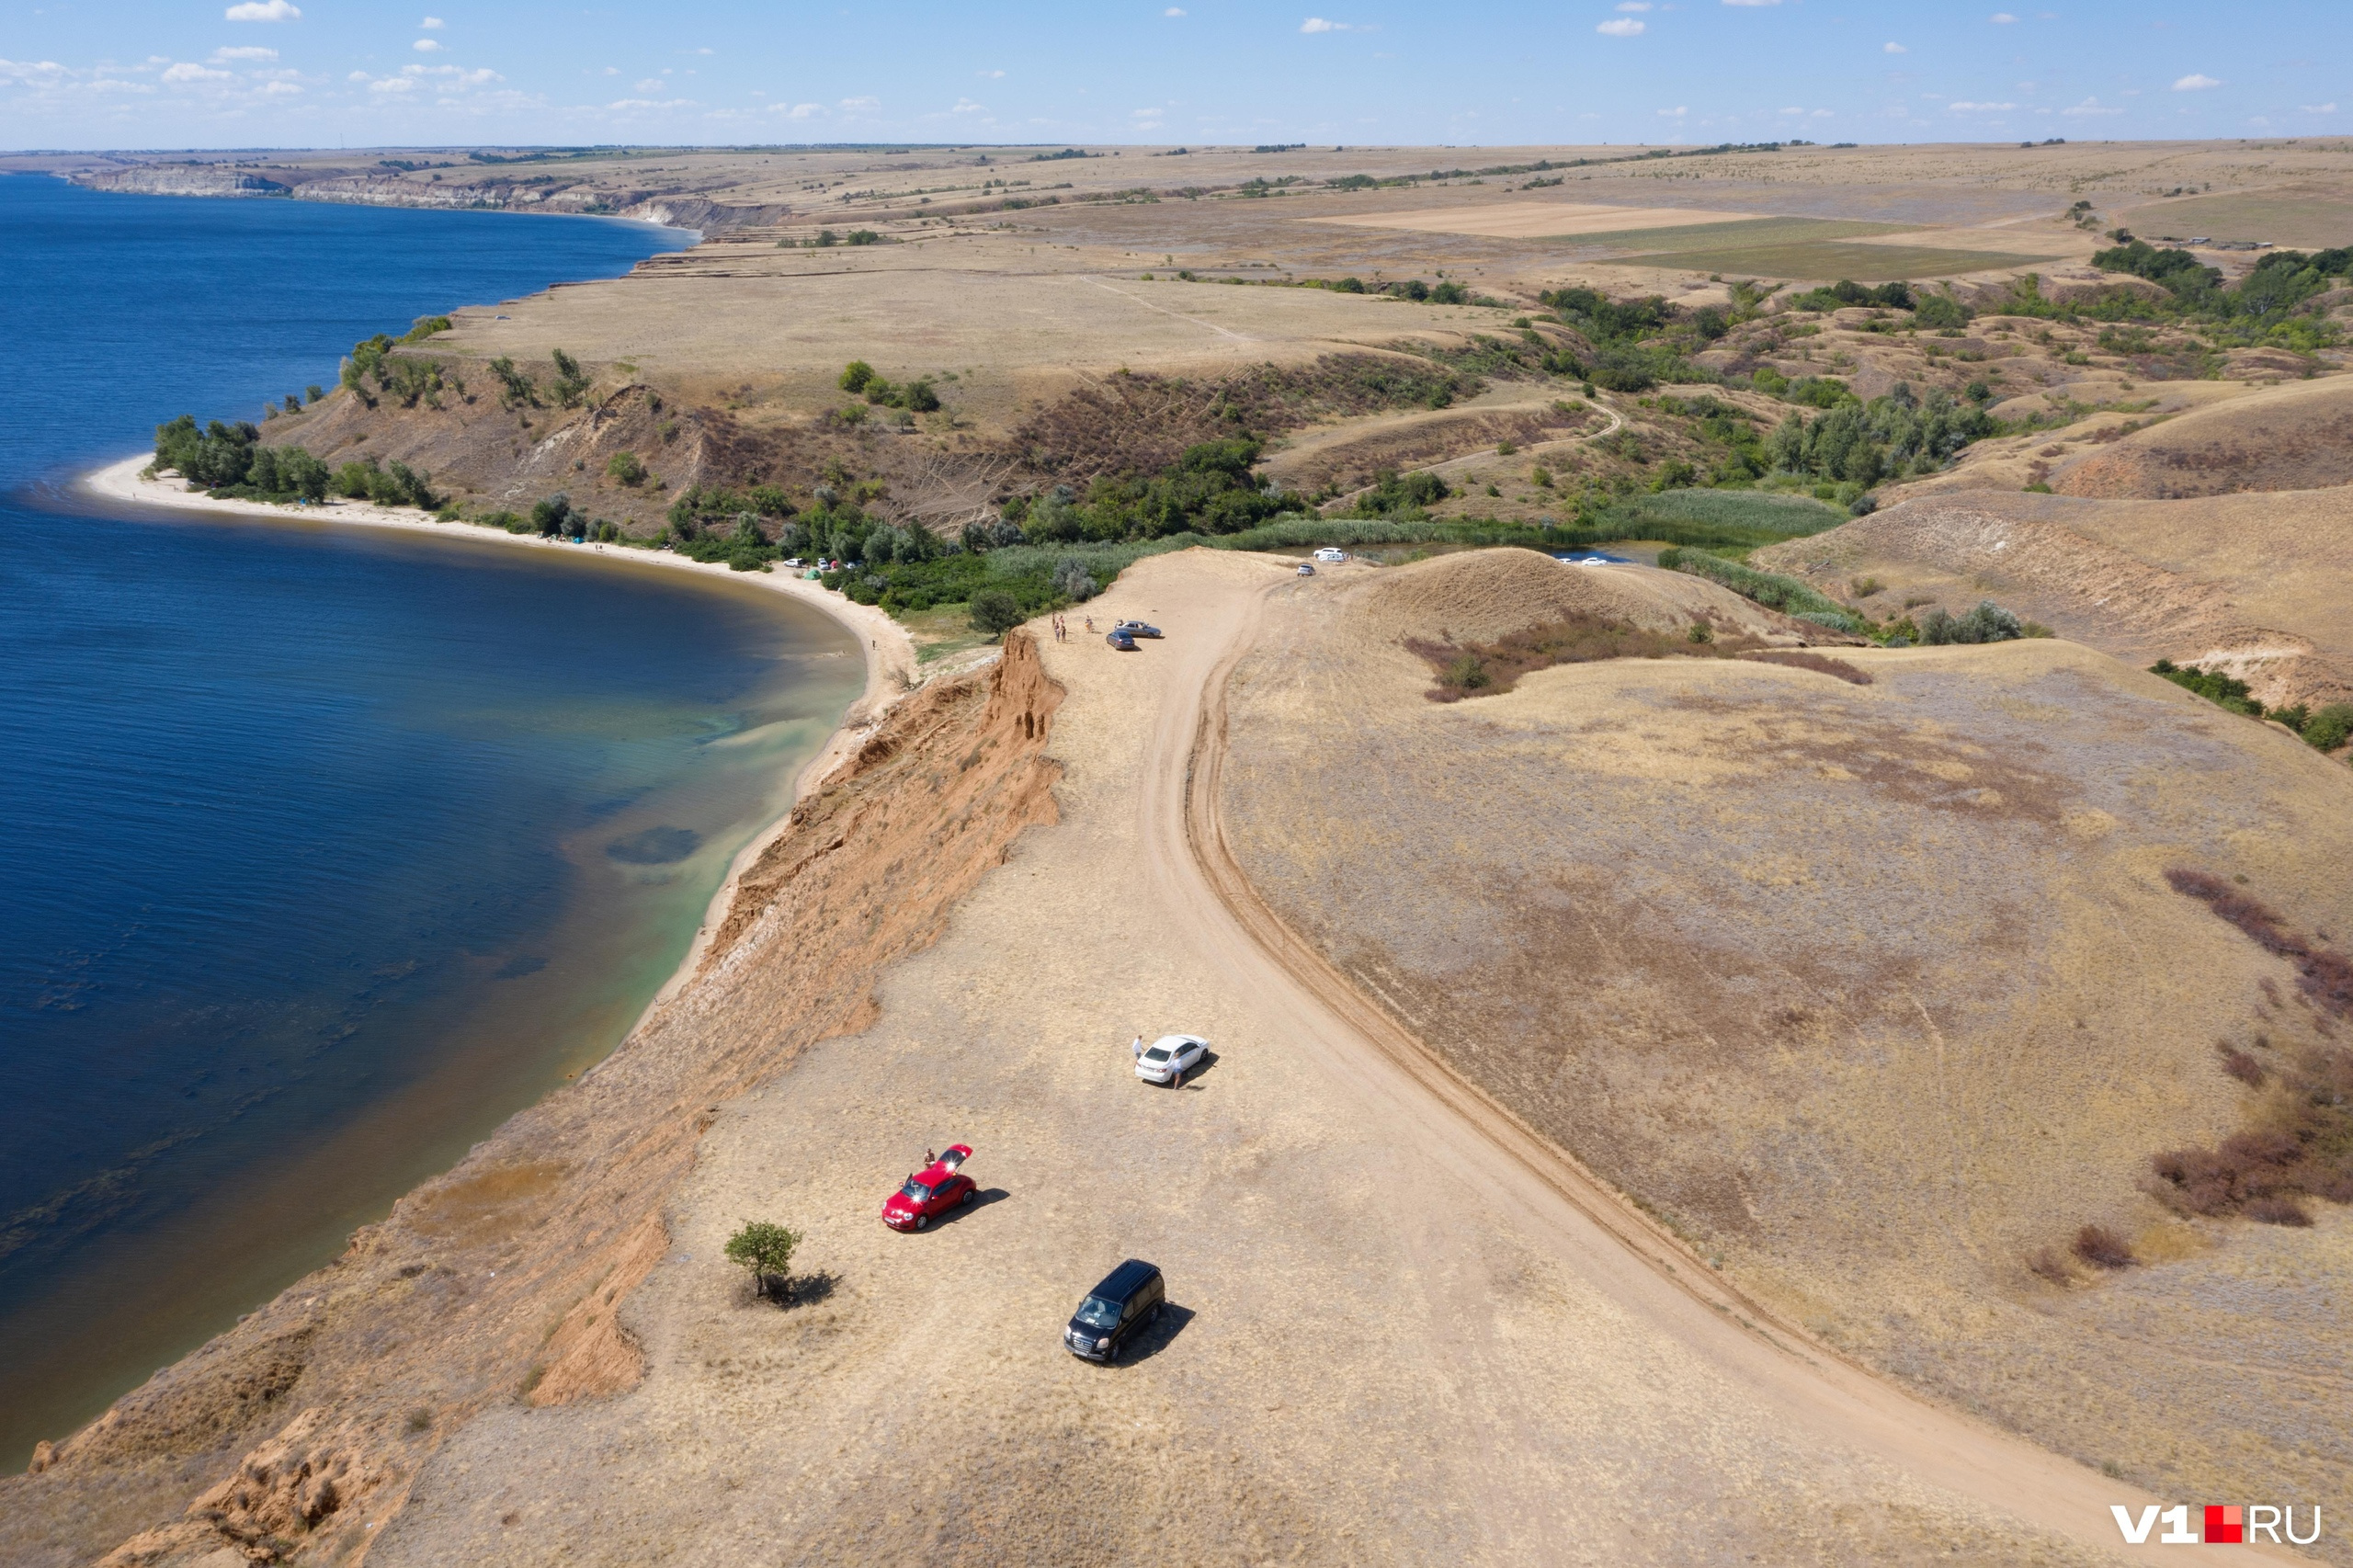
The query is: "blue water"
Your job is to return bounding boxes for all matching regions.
[0,175,862,1467]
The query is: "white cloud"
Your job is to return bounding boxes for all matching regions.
[2062,97,2122,116]
[1722,0,1781,7]
[839,95,880,111]
[224,0,301,19]
[633,76,663,92]
[420,15,444,27]
[781,101,823,118]
[1301,17,1370,31]
[210,45,277,61]
[1616,1,1651,8]
[1883,41,1906,53]
[369,74,416,93]
[978,67,1005,77]
[414,38,444,51]
[952,97,984,114]
[1989,10,2017,20]
[608,97,692,109]
[1165,6,1187,13]
[1597,17,1645,35]
[1949,100,2017,111]
[347,69,369,80]
[1813,108,1834,117]
[258,79,301,95]
[2302,103,2337,114]
[1658,105,1688,117]
[162,61,232,82]
[2171,73,2220,90]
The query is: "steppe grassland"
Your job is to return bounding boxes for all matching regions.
[1217,551,2353,1542]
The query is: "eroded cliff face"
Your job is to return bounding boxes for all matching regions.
[0,635,1062,1568]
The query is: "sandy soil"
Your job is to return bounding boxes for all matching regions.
[342,547,2290,1567]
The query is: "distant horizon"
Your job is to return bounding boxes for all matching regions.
[5,133,2328,157]
[3,0,2341,149]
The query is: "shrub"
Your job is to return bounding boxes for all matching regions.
[847,229,881,245]
[606,450,646,485]
[1051,557,1099,601]
[2245,1196,2313,1227]
[2072,1225,2134,1269]
[2302,703,2353,752]
[1914,292,1970,330]
[722,1220,802,1301]
[1915,601,2024,645]
[549,349,590,408]
[532,493,574,537]
[969,589,1025,637]
[904,378,941,413]
[839,360,877,393]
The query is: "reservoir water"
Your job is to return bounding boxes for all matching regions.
[0,175,864,1467]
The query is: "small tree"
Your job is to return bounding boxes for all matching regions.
[839,360,877,394]
[969,589,1024,638]
[724,1221,801,1301]
[607,450,646,485]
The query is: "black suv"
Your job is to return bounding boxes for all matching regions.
[1064,1258,1165,1363]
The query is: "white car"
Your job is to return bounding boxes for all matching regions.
[1136,1033,1209,1086]
[1313,547,1347,564]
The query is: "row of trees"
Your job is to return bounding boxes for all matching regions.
[153,415,437,508]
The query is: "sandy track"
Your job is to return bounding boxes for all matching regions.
[372,551,2289,1565]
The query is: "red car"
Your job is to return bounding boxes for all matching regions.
[882,1144,977,1231]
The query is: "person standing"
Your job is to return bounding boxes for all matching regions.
[1131,1034,1145,1063]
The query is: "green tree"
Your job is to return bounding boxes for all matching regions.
[969,589,1025,637]
[533,493,574,537]
[722,1220,801,1301]
[550,348,590,408]
[607,450,646,485]
[839,359,877,394]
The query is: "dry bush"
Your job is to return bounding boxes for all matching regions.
[2218,1042,2268,1087]
[2142,869,2353,1226]
[2165,868,2353,1020]
[2027,1247,2078,1285]
[1735,650,1873,686]
[2244,1196,2313,1227]
[1011,354,1466,479]
[2072,1225,2136,1269]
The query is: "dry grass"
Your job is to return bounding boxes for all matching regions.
[1219,548,2353,1549]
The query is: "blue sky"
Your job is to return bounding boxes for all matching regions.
[3,1,2344,151]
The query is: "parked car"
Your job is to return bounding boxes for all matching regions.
[881,1144,977,1231]
[1064,1258,1166,1363]
[1296,562,1315,576]
[1313,547,1347,563]
[1113,620,1163,639]
[1135,1032,1208,1086]
[1107,628,1138,651]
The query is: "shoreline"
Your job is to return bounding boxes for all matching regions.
[82,449,941,1047]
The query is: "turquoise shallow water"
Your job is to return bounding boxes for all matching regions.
[0,175,863,1467]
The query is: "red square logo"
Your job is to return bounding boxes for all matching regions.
[2205,1506,2243,1544]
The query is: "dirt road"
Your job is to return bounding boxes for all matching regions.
[376,550,2288,1565]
